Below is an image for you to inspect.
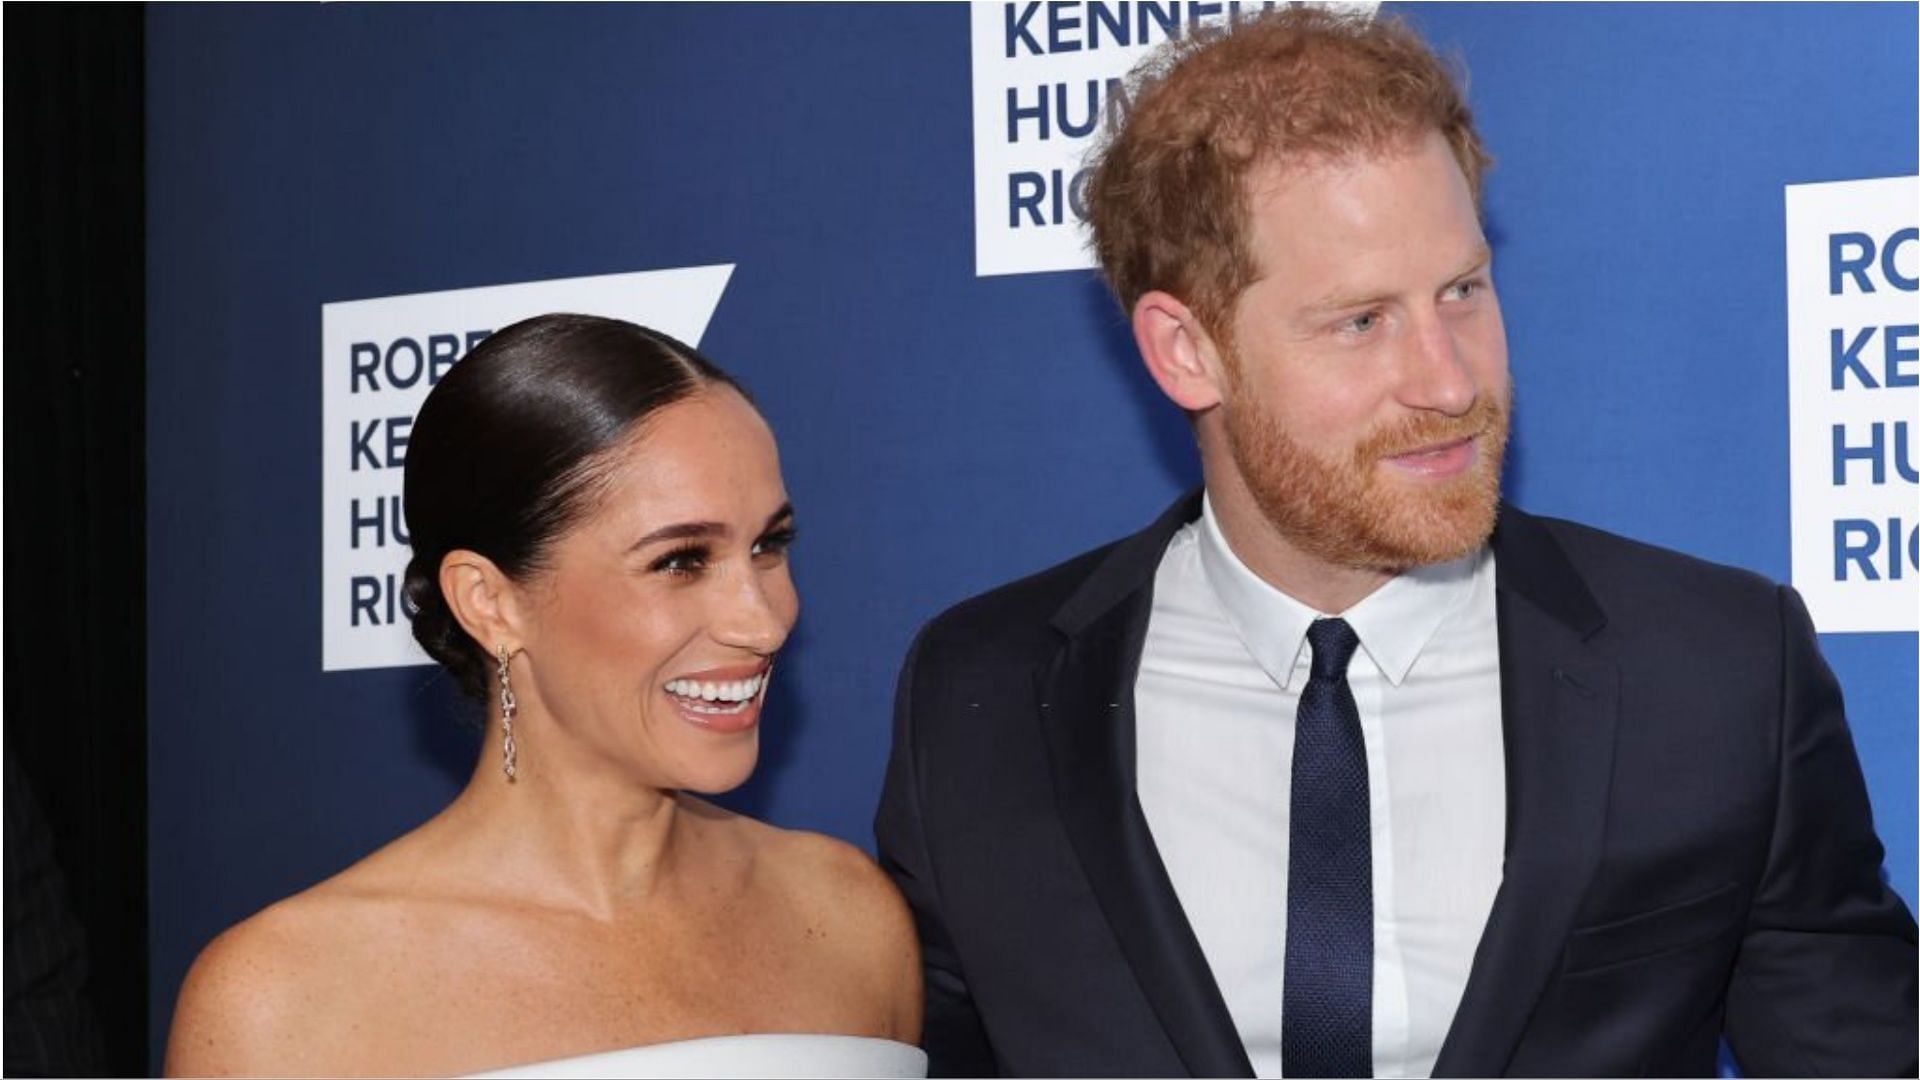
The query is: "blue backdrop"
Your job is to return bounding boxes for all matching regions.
[146,3,1917,1068]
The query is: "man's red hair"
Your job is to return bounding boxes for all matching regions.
[1086,7,1491,339]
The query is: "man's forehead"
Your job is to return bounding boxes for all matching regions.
[1231,133,1488,309]
[1244,136,1477,237]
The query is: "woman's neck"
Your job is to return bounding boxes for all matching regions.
[433,721,695,922]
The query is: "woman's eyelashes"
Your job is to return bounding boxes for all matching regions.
[753,525,796,559]
[648,526,794,578]
[651,544,710,577]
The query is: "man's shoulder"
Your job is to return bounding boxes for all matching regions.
[915,492,1201,663]
[915,536,1129,663]
[1507,507,1785,629]
[1519,509,1774,586]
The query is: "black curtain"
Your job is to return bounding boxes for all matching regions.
[4,4,149,1076]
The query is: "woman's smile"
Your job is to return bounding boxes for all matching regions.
[663,662,773,733]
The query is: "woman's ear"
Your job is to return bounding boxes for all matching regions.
[439,550,526,656]
[1132,290,1228,413]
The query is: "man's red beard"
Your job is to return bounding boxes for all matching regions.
[1221,375,1511,573]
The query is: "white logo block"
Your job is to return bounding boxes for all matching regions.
[1785,177,1919,633]
[970,0,1377,278]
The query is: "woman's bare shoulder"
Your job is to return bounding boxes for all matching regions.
[163,846,440,1076]
[679,797,910,931]
[166,892,356,1074]
[769,828,912,926]
[687,804,922,1041]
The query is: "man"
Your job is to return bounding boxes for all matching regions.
[875,9,1916,1078]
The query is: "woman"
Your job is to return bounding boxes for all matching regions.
[166,315,924,1077]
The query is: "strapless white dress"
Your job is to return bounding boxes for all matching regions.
[466,1034,927,1078]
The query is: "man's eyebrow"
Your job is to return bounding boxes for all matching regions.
[629,502,794,551]
[1304,287,1395,317]
[1450,244,1494,280]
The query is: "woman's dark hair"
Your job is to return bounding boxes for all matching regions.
[402,313,744,699]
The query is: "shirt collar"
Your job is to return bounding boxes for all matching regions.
[1196,493,1487,690]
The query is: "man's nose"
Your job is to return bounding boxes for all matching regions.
[1398,308,1478,415]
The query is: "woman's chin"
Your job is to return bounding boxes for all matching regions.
[670,742,761,796]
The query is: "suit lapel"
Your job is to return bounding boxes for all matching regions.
[1037,493,1255,1078]
[1433,507,1620,1077]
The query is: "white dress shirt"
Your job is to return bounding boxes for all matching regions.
[1134,496,1506,1078]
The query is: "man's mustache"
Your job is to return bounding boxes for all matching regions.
[1353,390,1510,466]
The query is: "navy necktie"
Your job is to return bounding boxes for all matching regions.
[1283,617,1372,1078]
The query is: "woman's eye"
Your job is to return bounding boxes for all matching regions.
[651,546,709,576]
[752,528,796,559]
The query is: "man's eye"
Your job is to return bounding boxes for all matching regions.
[1345,311,1380,334]
[1446,278,1484,301]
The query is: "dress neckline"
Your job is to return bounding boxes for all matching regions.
[465,1032,928,1079]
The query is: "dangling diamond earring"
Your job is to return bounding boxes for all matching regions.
[496,644,518,781]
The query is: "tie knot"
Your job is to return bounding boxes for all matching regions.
[1306,617,1360,680]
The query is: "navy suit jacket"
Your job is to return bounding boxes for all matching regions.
[876,493,1917,1077]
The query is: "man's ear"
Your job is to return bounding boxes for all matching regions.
[439,550,526,657]
[1132,290,1227,412]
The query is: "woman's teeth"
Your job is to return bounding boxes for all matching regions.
[663,673,767,710]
